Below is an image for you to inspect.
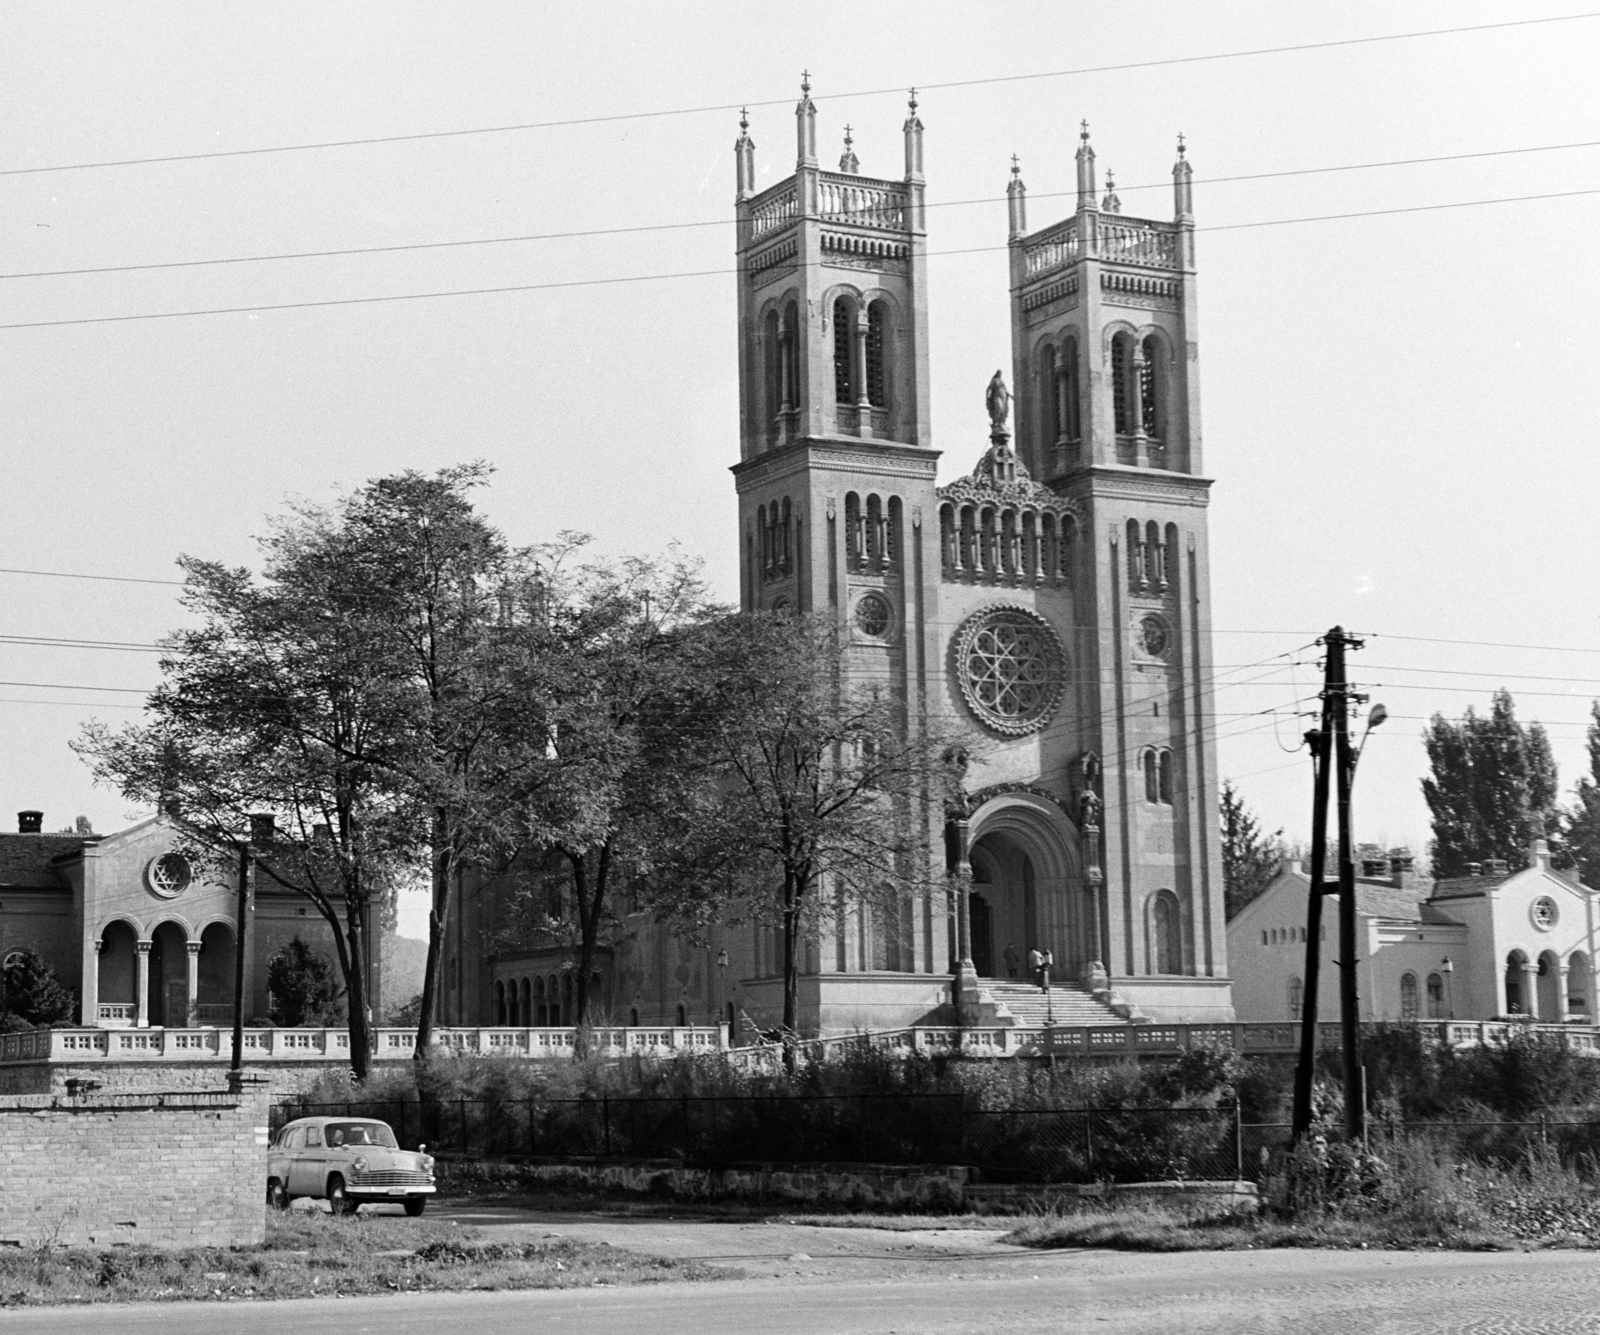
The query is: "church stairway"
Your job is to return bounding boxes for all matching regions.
[983,980,1127,1027]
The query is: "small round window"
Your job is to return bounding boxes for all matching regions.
[1531,895,1559,931]
[1139,614,1169,658]
[147,853,194,899]
[854,592,892,639]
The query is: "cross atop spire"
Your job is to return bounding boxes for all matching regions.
[801,69,811,95]
[1177,131,1186,159]
[908,87,918,115]
[739,107,749,134]
[1011,153,1020,177]
[839,123,859,174]
[1080,119,1090,141]
[1101,168,1121,214]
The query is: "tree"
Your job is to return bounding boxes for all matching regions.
[75,496,430,1080]
[644,613,957,1061]
[1220,780,1281,918]
[266,938,344,1027]
[1561,701,1600,888]
[0,950,75,1031]
[1422,690,1558,877]
[493,542,722,1033]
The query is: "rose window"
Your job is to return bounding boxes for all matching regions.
[147,852,193,898]
[854,592,892,639]
[1531,896,1558,931]
[953,607,1065,736]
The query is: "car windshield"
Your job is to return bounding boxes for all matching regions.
[323,1121,397,1149]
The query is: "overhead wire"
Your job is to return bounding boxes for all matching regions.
[5,184,1600,333]
[3,12,1591,179]
[7,137,1600,284]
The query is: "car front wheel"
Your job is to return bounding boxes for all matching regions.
[266,1178,289,1211]
[327,1175,356,1216]
[403,1196,427,1217]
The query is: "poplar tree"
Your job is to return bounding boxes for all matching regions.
[1421,689,1558,877]
[1561,701,1600,888]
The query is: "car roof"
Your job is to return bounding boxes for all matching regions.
[281,1116,392,1128]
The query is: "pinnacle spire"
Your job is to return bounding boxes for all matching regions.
[839,123,859,174]
[1101,168,1121,214]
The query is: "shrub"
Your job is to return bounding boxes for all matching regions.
[266,938,344,1027]
[0,949,75,1030]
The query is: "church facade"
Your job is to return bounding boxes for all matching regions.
[444,87,1235,1036]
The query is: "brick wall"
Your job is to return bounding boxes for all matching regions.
[0,1085,270,1247]
[0,1060,348,1098]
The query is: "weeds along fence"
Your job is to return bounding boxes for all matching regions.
[269,1096,1600,1184]
[272,1094,1280,1183]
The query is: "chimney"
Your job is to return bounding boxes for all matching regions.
[1487,857,1509,876]
[1466,861,1482,877]
[16,810,42,834]
[1361,857,1387,879]
[249,813,276,847]
[1389,850,1415,890]
[1531,837,1552,870]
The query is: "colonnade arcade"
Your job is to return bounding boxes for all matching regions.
[1504,947,1596,1022]
[91,917,235,1028]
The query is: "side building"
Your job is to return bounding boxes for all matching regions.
[0,808,364,1027]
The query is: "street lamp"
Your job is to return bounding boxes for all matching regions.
[1441,957,1455,1021]
[716,948,729,1038]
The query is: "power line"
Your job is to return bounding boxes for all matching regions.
[8,137,1600,285]
[0,566,183,587]
[0,634,164,653]
[0,680,151,694]
[4,13,1591,179]
[4,183,1597,333]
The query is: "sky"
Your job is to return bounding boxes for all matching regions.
[4,1,1600,936]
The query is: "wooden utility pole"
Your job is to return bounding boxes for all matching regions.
[1330,628,1366,1141]
[1290,704,1332,1141]
[230,840,251,1073]
[1291,626,1367,1142]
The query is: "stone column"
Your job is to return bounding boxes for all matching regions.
[1523,962,1539,1019]
[1129,349,1148,466]
[134,941,152,1028]
[1556,964,1571,1023]
[948,817,980,1027]
[84,938,103,1027]
[186,941,202,1027]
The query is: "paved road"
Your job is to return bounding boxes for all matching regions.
[5,1214,1600,1333]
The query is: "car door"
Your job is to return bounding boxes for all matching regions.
[268,1124,296,1188]
[289,1124,325,1196]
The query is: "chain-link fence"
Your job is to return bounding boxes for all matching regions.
[269,1098,1600,1185]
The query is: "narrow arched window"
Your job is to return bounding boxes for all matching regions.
[866,494,883,567]
[763,309,781,445]
[1289,976,1304,1021]
[629,1006,640,1026]
[1426,972,1444,1019]
[866,302,888,407]
[1141,336,1162,439]
[676,1003,688,1027]
[845,492,862,569]
[782,301,799,413]
[833,298,854,403]
[1040,343,1060,445]
[1143,749,1159,804]
[495,981,506,1025]
[1127,518,1144,591]
[780,497,793,575]
[1112,335,1131,434]
[1158,749,1174,804]
[1153,893,1178,974]
[1062,337,1082,442]
[1146,521,1163,589]
[1400,972,1420,1020]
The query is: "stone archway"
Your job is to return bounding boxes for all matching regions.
[966,791,1083,983]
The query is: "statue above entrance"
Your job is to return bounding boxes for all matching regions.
[985,370,1011,433]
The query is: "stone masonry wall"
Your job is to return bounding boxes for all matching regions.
[0,1085,270,1247]
[0,1060,345,1098]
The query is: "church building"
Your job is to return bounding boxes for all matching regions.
[448,83,1235,1036]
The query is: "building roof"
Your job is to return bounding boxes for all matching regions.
[1351,880,1427,922]
[1429,874,1513,900]
[0,833,91,889]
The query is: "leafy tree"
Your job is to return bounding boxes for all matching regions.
[266,938,344,1027]
[492,542,722,1033]
[1421,690,1558,877]
[1220,779,1282,918]
[0,950,75,1031]
[75,494,430,1079]
[644,613,958,1063]
[1560,701,1600,888]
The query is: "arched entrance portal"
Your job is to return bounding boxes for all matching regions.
[967,792,1082,983]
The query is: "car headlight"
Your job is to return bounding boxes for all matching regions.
[421,1155,435,1174]
[352,1155,368,1173]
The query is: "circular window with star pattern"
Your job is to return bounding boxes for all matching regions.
[146,853,194,899]
[1531,895,1559,931]
[952,606,1066,736]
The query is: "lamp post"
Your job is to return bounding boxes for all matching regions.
[716,948,729,1042]
[1441,956,1455,1022]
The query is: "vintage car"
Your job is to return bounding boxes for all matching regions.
[267,1116,436,1216]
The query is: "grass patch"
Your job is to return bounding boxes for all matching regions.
[0,1209,729,1307]
[784,1213,1015,1231]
